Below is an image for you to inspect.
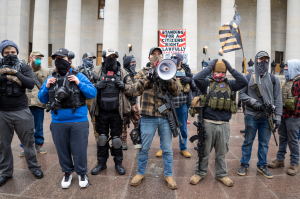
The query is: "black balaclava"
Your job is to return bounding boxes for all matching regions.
[3,54,19,66]
[105,57,117,72]
[55,58,71,76]
[257,60,269,76]
[123,56,136,76]
[82,58,93,69]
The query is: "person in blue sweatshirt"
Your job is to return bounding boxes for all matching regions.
[38,48,97,189]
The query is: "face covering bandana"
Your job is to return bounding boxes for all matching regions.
[257,60,269,76]
[83,58,93,68]
[150,56,162,68]
[3,54,18,66]
[213,73,226,82]
[105,57,117,71]
[55,58,71,76]
[284,69,289,81]
[128,64,136,76]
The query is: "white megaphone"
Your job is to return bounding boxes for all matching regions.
[156,59,177,80]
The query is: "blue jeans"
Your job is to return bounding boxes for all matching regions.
[240,114,271,167]
[298,129,300,141]
[20,106,45,147]
[137,115,173,177]
[160,103,188,151]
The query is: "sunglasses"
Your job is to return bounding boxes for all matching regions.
[171,56,177,59]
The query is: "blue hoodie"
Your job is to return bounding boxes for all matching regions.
[38,68,97,123]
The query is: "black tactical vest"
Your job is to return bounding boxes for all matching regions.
[49,70,86,110]
[0,62,25,96]
[98,71,120,111]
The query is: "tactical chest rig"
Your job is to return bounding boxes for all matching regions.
[98,71,120,111]
[48,70,86,114]
[194,79,237,114]
[0,62,25,96]
[282,76,300,111]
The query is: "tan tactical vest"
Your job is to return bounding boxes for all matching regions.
[282,76,300,111]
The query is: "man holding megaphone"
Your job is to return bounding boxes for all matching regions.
[130,47,181,190]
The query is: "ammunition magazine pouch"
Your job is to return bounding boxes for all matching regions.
[282,77,300,112]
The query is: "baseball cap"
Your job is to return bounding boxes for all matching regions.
[149,47,162,57]
[82,52,96,59]
[106,48,118,57]
[30,51,44,57]
[257,51,270,59]
[51,48,70,60]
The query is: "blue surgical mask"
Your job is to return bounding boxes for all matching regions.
[35,59,41,66]
[284,69,289,81]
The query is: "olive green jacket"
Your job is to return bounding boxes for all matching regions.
[26,67,50,108]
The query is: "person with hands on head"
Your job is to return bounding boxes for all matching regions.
[90,49,133,177]
[268,60,300,176]
[238,51,282,179]
[38,48,97,189]
[0,40,44,187]
[190,58,248,187]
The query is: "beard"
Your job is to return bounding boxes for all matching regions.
[31,60,41,71]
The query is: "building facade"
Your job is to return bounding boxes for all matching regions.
[0,0,299,72]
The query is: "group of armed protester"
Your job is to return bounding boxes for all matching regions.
[0,39,299,190]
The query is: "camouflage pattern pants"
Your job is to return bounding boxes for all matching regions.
[121,103,140,143]
[86,99,98,142]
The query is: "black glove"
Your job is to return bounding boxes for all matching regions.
[222,59,234,73]
[116,80,125,90]
[147,68,155,81]
[95,81,106,90]
[207,59,218,71]
[180,76,192,85]
[253,101,262,111]
[0,75,7,82]
[273,120,281,129]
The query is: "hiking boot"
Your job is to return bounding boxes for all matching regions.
[35,144,47,154]
[215,176,233,187]
[156,150,162,158]
[122,142,128,150]
[130,174,145,186]
[78,174,89,188]
[237,164,247,176]
[164,176,178,190]
[257,166,273,179]
[91,163,107,175]
[61,172,73,189]
[267,159,285,168]
[19,148,25,157]
[180,150,191,158]
[287,165,298,176]
[190,174,202,185]
[115,163,126,175]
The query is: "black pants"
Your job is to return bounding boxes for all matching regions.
[279,68,284,75]
[50,121,89,175]
[95,108,123,164]
[271,67,275,75]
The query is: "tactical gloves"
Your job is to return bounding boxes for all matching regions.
[253,101,262,111]
[207,59,218,71]
[115,80,125,90]
[273,120,281,129]
[222,59,235,73]
[180,76,192,85]
[0,68,18,76]
[95,81,106,90]
[6,75,22,86]
[147,68,156,81]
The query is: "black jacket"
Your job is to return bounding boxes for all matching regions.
[271,62,277,68]
[194,67,248,122]
[181,64,197,107]
[248,60,254,67]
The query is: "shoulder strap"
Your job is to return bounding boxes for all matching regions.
[270,74,275,86]
[246,73,251,82]
[204,81,219,107]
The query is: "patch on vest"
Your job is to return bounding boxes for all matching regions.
[220,85,226,88]
[107,71,114,76]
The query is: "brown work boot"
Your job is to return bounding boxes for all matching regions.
[190,174,202,185]
[130,174,145,186]
[156,150,162,158]
[164,176,178,190]
[180,150,191,158]
[267,159,285,168]
[287,165,298,176]
[215,176,233,187]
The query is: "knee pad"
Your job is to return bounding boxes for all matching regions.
[111,136,122,149]
[98,134,108,146]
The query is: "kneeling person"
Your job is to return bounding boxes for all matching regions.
[38,48,97,188]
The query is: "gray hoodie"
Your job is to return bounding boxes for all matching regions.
[239,51,282,121]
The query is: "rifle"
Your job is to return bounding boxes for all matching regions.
[28,71,42,91]
[79,64,98,82]
[189,105,207,170]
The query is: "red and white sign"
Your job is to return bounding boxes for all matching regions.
[159,29,186,47]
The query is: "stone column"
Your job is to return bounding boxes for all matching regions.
[6,0,30,60]
[256,0,271,59]
[0,0,8,45]
[65,0,82,67]
[141,0,158,68]
[32,0,49,68]
[102,0,119,53]
[285,0,300,61]
[221,0,235,69]
[183,0,197,71]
